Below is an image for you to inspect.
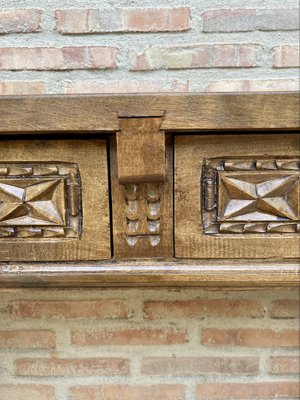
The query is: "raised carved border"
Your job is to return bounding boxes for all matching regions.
[0,163,81,239]
[202,158,300,235]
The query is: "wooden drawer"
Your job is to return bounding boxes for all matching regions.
[0,139,110,261]
[175,134,299,259]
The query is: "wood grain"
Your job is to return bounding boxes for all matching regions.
[0,93,298,133]
[111,136,173,258]
[0,140,111,261]
[175,134,300,259]
[0,260,298,288]
[117,118,165,183]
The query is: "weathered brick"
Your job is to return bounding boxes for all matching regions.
[0,9,42,33]
[141,357,259,376]
[0,81,46,95]
[55,8,190,33]
[15,358,129,377]
[270,356,300,374]
[131,44,261,70]
[270,299,300,318]
[10,300,128,319]
[0,47,119,70]
[204,79,300,92]
[70,384,185,400]
[144,299,263,320]
[63,79,188,93]
[202,328,299,347]
[273,45,300,67]
[0,330,55,350]
[196,382,300,399]
[202,9,300,32]
[72,327,188,346]
[0,385,54,400]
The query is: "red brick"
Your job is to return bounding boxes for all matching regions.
[10,300,128,319]
[202,9,299,32]
[270,299,300,318]
[273,45,300,68]
[202,328,299,347]
[141,357,259,376]
[123,8,190,32]
[0,330,55,350]
[0,81,46,95]
[70,384,185,400]
[15,358,129,377]
[63,79,188,93]
[270,356,300,374]
[144,299,263,320]
[0,10,42,33]
[55,8,190,33]
[196,382,300,399]
[131,44,261,70]
[71,327,188,346]
[204,79,300,92]
[0,47,119,70]
[0,385,54,400]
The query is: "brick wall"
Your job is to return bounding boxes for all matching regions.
[0,288,299,400]
[0,1,299,94]
[0,1,299,399]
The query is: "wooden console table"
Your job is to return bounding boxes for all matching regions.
[0,92,299,287]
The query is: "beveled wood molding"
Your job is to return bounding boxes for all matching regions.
[0,92,298,134]
[0,261,299,288]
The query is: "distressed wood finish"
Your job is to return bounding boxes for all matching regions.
[0,93,298,133]
[0,261,298,288]
[111,136,173,258]
[175,134,300,259]
[0,140,110,261]
[0,93,299,287]
[117,117,165,183]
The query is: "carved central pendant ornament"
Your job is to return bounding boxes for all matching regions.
[202,158,300,234]
[0,163,81,239]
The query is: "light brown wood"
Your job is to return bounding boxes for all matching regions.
[0,92,299,287]
[175,133,300,259]
[111,136,173,258]
[117,117,165,183]
[0,260,298,288]
[0,93,298,133]
[0,139,111,261]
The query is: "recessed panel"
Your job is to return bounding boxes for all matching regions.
[0,140,110,261]
[175,134,300,259]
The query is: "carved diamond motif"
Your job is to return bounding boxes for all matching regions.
[218,172,299,222]
[0,163,81,239]
[0,178,65,226]
[202,158,300,235]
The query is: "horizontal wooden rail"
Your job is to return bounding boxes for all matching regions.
[0,260,299,288]
[0,92,298,134]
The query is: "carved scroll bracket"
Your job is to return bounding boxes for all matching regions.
[117,117,165,184]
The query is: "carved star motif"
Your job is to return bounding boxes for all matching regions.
[218,173,299,221]
[0,178,66,226]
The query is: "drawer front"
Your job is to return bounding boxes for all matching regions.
[175,134,300,259]
[0,139,110,261]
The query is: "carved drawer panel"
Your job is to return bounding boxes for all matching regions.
[175,134,300,259]
[0,139,110,261]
